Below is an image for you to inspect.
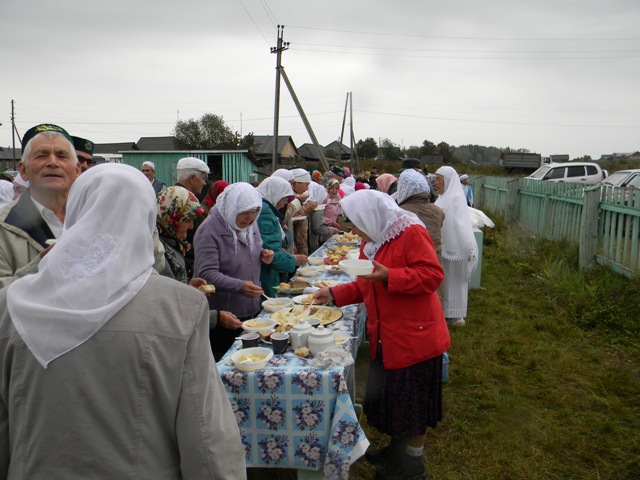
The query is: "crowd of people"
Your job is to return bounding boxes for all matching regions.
[0,122,479,479]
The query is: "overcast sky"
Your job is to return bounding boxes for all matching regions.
[1,0,639,160]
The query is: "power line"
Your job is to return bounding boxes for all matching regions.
[235,0,271,46]
[258,0,278,27]
[287,25,640,42]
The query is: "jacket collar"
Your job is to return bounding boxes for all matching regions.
[3,189,54,248]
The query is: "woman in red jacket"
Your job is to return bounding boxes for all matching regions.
[314,190,450,480]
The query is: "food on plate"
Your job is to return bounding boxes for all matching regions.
[271,305,343,331]
[236,353,268,363]
[244,319,274,329]
[275,278,312,292]
[335,232,361,243]
[314,280,337,287]
[198,284,216,294]
[294,346,310,358]
[297,294,314,305]
[324,245,357,264]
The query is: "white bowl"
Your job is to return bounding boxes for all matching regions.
[231,347,273,372]
[307,257,324,266]
[346,250,360,260]
[261,297,294,313]
[339,259,374,276]
[242,317,277,333]
[297,267,319,277]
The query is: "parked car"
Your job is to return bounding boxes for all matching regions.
[527,162,604,185]
[601,169,640,189]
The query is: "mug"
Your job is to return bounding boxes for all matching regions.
[271,332,290,355]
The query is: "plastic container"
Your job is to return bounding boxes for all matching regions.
[242,318,277,333]
[339,259,374,276]
[261,297,293,313]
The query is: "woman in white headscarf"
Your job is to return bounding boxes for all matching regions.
[396,169,445,256]
[314,190,450,480]
[307,180,338,251]
[194,182,274,360]
[434,166,478,327]
[256,176,307,296]
[0,163,246,478]
[341,175,356,196]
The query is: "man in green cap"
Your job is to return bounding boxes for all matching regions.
[0,124,80,287]
[72,136,95,173]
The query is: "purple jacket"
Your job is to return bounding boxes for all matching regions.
[194,209,263,318]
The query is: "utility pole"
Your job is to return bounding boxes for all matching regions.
[11,100,17,168]
[338,93,349,165]
[271,25,289,173]
[349,92,360,172]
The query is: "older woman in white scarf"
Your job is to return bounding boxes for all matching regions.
[1,163,246,478]
[313,190,449,480]
[434,166,478,327]
[256,176,308,296]
[194,182,274,360]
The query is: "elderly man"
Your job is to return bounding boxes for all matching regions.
[0,124,80,287]
[72,136,94,173]
[175,157,210,278]
[141,160,166,194]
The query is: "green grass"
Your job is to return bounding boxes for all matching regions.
[248,222,640,479]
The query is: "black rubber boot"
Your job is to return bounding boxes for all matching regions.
[374,450,426,480]
[365,438,404,466]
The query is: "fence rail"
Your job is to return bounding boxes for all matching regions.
[471,175,640,278]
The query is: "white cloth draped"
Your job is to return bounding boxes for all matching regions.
[7,164,156,368]
[213,182,263,252]
[340,190,424,260]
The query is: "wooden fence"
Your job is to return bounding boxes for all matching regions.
[471,175,640,278]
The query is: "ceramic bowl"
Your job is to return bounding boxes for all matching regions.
[231,347,273,372]
[242,317,277,333]
[307,257,325,266]
[261,298,294,313]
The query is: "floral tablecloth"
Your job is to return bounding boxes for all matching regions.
[217,240,370,479]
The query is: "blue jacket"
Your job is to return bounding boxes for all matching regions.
[257,198,296,297]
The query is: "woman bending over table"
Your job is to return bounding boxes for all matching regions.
[314,189,450,480]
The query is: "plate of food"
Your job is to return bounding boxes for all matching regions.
[292,294,315,305]
[313,280,339,288]
[323,245,355,265]
[324,265,344,275]
[333,329,351,346]
[334,232,361,244]
[271,305,343,331]
[274,279,311,295]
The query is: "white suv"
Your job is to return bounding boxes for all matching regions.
[527,162,604,185]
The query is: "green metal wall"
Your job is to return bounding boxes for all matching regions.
[121,151,256,185]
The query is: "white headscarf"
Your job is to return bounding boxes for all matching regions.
[0,181,14,208]
[271,169,294,182]
[397,169,431,205]
[291,168,311,183]
[307,180,328,204]
[341,176,356,196]
[435,166,478,263]
[213,182,262,252]
[340,190,424,260]
[7,164,156,368]
[256,176,294,208]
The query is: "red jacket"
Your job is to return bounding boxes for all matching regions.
[332,225,450,370]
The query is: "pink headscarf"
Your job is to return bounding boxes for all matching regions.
[376,173,397,193]
[355,181,367,191]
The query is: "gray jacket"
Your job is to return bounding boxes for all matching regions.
[0,273,246,479]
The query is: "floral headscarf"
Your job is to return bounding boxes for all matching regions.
[157,186,204,256]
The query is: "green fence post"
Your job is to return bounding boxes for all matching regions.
[505,179,520,224]
[579,185,600,270]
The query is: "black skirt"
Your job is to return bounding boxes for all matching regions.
[363,346,443,439]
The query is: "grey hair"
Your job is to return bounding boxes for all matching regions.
[177,168,203,183]
[21,131,78,167]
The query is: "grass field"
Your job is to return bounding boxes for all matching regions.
[249,221,640,479]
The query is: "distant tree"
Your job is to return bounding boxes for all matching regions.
[403,145,422,159]
[356,137,379,160]
[420,140,437,156]
[379,138,402,161]
[174,113,239,150]
[239,132,255,151]
[436,141,454,163]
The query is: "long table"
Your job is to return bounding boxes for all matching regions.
[216,240,369,479]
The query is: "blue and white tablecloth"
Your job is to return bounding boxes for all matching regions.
[217,240,369,479]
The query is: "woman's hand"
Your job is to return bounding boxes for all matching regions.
[260,249,274,265]
[219,311,243,329]
[241,280,264,298]
[313,287,333,304]
[360,260,388,282]
[302,201,317,215]
[189,278,215,296]
[295,254,308,266]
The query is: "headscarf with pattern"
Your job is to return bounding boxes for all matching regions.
[156,186,204,256]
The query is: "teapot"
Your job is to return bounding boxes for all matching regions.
[290,320,314,349]
[308,326,336,356]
